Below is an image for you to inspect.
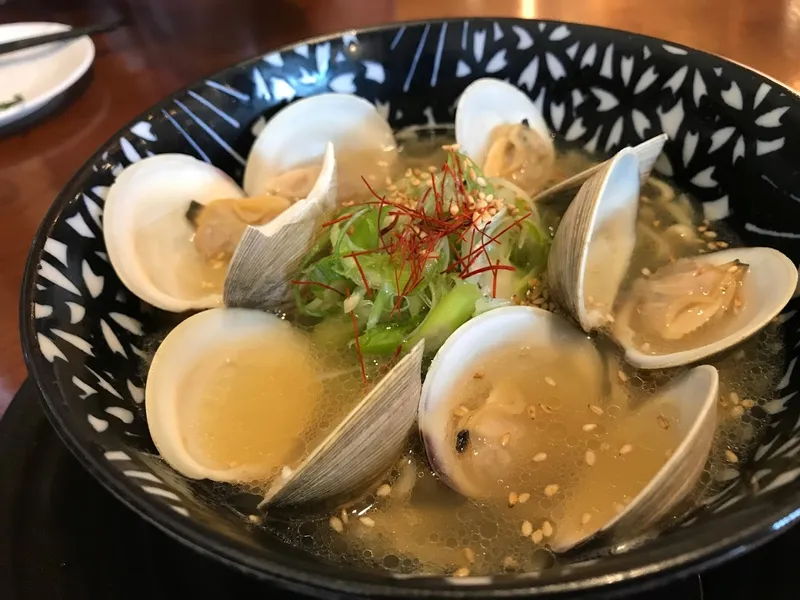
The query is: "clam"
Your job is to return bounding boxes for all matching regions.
[547,146,797,369]
[145,307,319,482]
[147,306,426,506]
[613,247,797,369]
[419,306,604,498]
[262,340,425,507]
[224,142,338,310]
[103,154,246,312]
[547,147,641,332]
[550,365,719,553]
[455,78,555,194]
[244,93,397,200]
[531,133,669,204]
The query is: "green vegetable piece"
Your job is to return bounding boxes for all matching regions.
[359,322,413,356]
[404,280,482,353]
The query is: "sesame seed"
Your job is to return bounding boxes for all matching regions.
[641,267,652,276]
[376,484,392,498]
[473,371,484,379]
[619,444,633,456]
[539,403,554,414]
[281,465,293,479]
[542,520,554,537]
[248,514,263,525]
[508,492,519,507]
[528,405,537,419]
[469,168,476,180]
[531,529,544,544]
[585,450,597,466]
[698,225,707,232]
[665,448,674,458]
[533,452,547,462]
[729,392,740,405]
[449,203,460,216]
[725,450,739,463]
[341,509,349,524]
[405,168,412,177]
[718,241,729,248]
[503,556,519,571]
[453,405,470,417]
[600,442,611,451]
[476,176,487,186]
[642,342,651,351]
[589,404,604,416]
[544,484,560,497]
[329,516,344,533]
[463,548,476,564]
[731,405,745,418]
[518,492,531,504]
[359,516,375,527]
[613,502,625,514]
[657,414,671,430]
[452,567,471,578]
[545,376,557,387]
[581,513,592,525]
[742,399,755,408]
[704,230,718,238]
[582,423,598,432]
[501,432,512,447]
[342,200,355,207]
[521,520,534,537]
[707,242,717,250]
[617,370,628,382]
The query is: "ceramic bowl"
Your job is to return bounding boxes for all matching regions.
[21,18,800,598]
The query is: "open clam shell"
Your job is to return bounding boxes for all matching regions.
[550,365,719,553]
[532,134,668,204]
[145,307,317,482]
[613,247,798,370]
[103,154,245,312]
[547,147,641,332]
[261,340,426,507]
[455,78,555,192]
[244,93,396,199]
[224,142,337,310]
[419,306,604,498]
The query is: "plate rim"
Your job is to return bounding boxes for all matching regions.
[0,21,95,126]
[18,16,800,597]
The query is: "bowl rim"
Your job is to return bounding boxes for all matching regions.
[19,16,800,598]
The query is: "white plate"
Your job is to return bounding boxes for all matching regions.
[0,22,95,128]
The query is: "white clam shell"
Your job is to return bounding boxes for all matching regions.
[103,154,245,312]
[224,142,338,310]
[547,147,640,332]
[243,93,396,197]
[614,247,798,369]
[145,307,306,482]
[262,340,425,507]
[550,365,719,553]
[455,77,553,167]
[419,306,604,498]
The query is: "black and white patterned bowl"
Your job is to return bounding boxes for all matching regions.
[20,18,800,598]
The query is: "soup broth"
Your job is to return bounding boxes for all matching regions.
[142,131,785,578]
[241,134,784,576]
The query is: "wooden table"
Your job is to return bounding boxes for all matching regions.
[1,0,798,416]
